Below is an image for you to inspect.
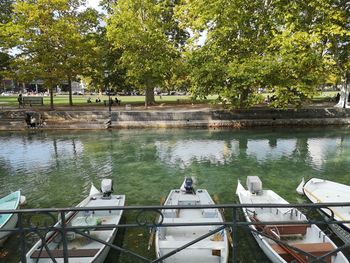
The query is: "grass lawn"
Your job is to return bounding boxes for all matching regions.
[0,92,337,108]
[0,94,216,107]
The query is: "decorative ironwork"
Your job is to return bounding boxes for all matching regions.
[0,202,349,263]
[136,209,164,227]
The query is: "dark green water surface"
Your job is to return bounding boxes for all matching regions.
[1,128,350,262]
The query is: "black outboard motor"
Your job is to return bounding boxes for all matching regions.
[101,179,114,199]
[184,178,194,194]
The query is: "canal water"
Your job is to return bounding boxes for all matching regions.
[1,128,350,262]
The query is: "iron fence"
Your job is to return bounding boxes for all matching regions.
[0,202,349,262]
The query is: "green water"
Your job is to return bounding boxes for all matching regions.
[1,128,350,262]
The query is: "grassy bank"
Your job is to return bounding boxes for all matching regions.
[0,92,337,108]
[0,94,214,107]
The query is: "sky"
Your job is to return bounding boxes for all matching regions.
[86,0,100,9]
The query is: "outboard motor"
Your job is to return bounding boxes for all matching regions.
[101,179,113,199]
[184,178,194,194]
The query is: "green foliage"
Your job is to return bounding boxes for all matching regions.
[1,0,100,107]
[0,52,11,81]
[1,0,349,109]
[106,0,188,106]
[176,0,346,109]
[0,0,13,24]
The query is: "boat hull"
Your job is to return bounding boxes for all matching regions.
[303,178,350,243]
[155,186,229,263]
[25,193,125,263]
[236,179,349,263]
[0,190,21,246]
[0,213,18,246]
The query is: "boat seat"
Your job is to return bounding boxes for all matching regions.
[30,248,100,258]
[201,209,218,218]
[158,239,226,249]
[265,224,309,236]
[271,242,334,263]
[162,217,222,224]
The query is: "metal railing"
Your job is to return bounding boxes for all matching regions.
[1,202,350,263]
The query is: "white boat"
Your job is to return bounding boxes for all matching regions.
[25,179,125,263]
[155,178,229,263]
[0,190,21,246]
[298,177,350,243]
[236,176,349,263]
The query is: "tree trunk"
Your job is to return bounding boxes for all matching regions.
[145,85,155,107]
[68,76,73,106]
[50,86,54,110]
[346,73,350,108]
[239,88,249,108]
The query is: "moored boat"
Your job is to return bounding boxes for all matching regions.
[236,176,349,263]
[155,178,229,263]
[0,190,22,246]
[25,179,125,263]
[298,177,350,243]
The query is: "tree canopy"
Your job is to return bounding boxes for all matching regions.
[106,0,188,106]
[0,0,349,109]
[0,0,100,108]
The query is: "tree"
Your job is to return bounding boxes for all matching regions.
[76,23,132,97]
[0,53,11,83]
[177,0,280,108]
[0,0,13,84]
[0,0,13,24]
[177,0,333,109]
[107,0,186,106]
[320,0,350,108]
[1,0,99,108]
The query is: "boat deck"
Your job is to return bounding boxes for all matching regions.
[26,194,125,263]
[157,188,227,263]
[304,179,350,230]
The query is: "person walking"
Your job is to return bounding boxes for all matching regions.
[17,94,23,108]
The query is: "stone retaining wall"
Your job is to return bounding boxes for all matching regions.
[1,108,350,130]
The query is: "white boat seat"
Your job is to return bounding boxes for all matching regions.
[30,248,99,258]
[158,239,226,249]
[162,217,222,224]
[271,242,334,263]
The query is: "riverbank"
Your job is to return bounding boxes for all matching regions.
[1,102,350,130]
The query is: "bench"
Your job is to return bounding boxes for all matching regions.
[30,248,99,258]
[265,224,309,236]
[22,97,44,106]
[271,242,334,263]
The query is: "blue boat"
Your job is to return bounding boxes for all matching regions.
[0,190,21,246]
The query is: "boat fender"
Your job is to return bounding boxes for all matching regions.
[20,195,26,205]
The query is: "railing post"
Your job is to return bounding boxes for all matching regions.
[232,206,237,263]
[60,211,69,263]
[18,212,27,263]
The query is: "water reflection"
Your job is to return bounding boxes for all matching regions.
[246,139,297,162]
[154,136,345,169]
[155,140,234,167]
[0,131,349,175]
[308,138,342,169]
[0,138,84,172]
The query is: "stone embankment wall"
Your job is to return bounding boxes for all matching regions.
[1,108,350,130]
